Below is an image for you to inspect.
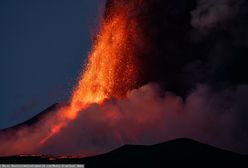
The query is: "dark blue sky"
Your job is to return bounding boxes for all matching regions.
[0,0,104,128]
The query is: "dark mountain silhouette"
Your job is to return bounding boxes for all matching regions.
[0,104,58,134]
[0,138,247,167]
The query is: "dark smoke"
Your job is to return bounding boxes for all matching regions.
[1,0,248,156]
[111,0,248,96]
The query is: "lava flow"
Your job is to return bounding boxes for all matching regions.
[40,0,144,143]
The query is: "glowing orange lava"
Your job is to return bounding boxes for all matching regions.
[40,1,143,144]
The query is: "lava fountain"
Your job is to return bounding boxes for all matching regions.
[40,0,145,143]
[69,0,144,116]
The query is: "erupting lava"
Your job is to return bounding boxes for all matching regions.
[69,1,142,117]
[40,1,144,143]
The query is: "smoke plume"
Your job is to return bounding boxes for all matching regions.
[191,0,245,30]
[38,83,248,155]
[1,83,248,156]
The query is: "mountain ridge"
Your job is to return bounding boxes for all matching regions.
[0,138,247,167]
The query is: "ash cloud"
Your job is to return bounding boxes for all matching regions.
[38,84,248,155]
[191,0,245,30]
[127,0,248,96]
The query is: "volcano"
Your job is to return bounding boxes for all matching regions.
[0,104,58,134]
[1,0,248,162]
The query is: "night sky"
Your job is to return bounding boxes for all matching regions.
[0,0,104,128]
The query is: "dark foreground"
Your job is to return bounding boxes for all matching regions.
[0,138,247,167]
